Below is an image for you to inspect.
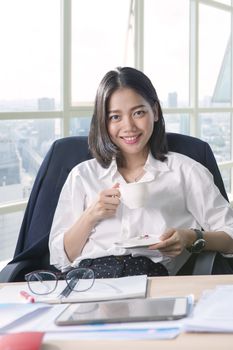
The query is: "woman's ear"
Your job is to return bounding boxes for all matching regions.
[153,103,159,122]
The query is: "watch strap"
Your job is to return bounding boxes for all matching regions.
[192,229,203,240]
[187,229,206,253]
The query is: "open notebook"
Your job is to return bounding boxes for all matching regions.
[0,275,148,304]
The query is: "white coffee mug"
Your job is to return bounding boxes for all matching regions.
[120,182,148,209]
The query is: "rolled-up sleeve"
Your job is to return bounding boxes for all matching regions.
[185,162,233,254]
[49,167,86,271]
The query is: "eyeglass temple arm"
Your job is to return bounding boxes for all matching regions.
[59,277,79,298]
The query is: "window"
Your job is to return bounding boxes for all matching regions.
[0,0,61,112]
[199,3,231,107]
[0,0,233,265]
[144,0,189,107]
[71,0,133,104]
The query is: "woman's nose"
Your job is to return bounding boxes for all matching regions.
[121,115,137,131]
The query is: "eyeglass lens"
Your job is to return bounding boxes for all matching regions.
[66,268,94,292]
[26,271,58,295]
[26,268,95,295]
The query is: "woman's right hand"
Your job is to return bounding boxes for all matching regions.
[64,184,121,262]
[86,184,121,225]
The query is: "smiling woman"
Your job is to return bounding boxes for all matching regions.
[1,0,233,275]
[89,67,167,169]
[107,88,156,171]
[49,66,233,278]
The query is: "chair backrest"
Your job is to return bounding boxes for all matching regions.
[9,133,228,271]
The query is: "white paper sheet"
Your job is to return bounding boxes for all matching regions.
[185,284,233,332]
[0,303,51,330]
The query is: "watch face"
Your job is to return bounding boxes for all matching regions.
[192,238,206,253]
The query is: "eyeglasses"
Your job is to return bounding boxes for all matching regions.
[25,268,95,295]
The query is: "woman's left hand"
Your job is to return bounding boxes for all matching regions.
[148,228,195,257]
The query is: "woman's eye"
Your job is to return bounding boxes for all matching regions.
[108,115,120,122]
[134,110,145,118]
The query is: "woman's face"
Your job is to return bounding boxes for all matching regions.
[107,87,158,159]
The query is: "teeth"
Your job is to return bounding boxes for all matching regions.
[123,136,137,140]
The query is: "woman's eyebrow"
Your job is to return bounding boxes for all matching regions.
[107,109,121,114]
[131,104,146,111]
[108,104,146,114]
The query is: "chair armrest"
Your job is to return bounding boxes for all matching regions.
[0,260,32,282]
[192,251,216,275]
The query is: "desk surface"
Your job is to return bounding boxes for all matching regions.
[3,275,233,350]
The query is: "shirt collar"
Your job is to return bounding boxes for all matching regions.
[98,158,118,180]
[98,152,170,181]
[144,151,170,174]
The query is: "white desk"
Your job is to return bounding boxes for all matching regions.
[2,275,233,350]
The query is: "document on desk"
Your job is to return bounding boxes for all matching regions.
[0,275,147,304]
[0,303,51,331]
[185,284,233,333]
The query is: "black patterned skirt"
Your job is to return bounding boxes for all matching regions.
[79,255,168,278]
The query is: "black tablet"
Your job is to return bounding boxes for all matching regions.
[55,296,189,326]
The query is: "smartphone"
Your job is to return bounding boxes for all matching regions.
[55,297,189,326]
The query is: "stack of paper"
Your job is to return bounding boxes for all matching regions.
[185,285,233,333]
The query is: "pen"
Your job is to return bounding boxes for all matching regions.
[20,290,35,303]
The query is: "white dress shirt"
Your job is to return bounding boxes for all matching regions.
[49,152,233,275]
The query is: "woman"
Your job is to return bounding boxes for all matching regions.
[49,67,233,277]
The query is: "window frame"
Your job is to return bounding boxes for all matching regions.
[0,0,232,223]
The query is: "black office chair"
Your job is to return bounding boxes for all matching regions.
[0,133,231,282]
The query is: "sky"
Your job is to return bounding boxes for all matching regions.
[0,0,231,105]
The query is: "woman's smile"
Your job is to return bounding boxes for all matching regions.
[120,134,142,144]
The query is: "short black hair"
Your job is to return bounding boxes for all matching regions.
[88,66,168,168]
